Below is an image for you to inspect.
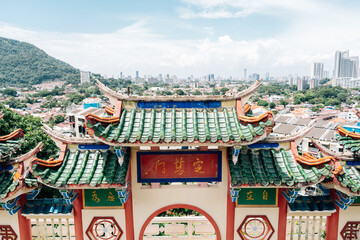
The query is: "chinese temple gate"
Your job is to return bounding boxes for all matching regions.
[1,80,360,240]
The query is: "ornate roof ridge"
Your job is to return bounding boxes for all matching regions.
[264,124,314,143]
[96,79,262,102]
[12,142,43,163]
[0,128,24,142]
[338,126,360,139]
[311,139,353,161]
[42,123,97,145]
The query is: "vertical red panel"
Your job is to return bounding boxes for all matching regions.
[277,188,287,240]
[18,212,32,240]
[73,189,84,240]
[125,164,135,240]
[226,160,235,240]
[326,189,339,240]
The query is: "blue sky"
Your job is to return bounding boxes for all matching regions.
[0,0,360,78]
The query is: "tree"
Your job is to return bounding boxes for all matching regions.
[175,89,185,95]
[269,102,276,109]
[54,115,65,124]
[280,99,289,107]
[193,90,202,95]
[220,88,229,95]
[2,88,17,97]
[257,100,268,107]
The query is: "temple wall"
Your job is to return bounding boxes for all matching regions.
[234,207,279,240]
[0,210,20,238]
[131,147,229,240]
[338,206,360,239]
[81,209,126,239]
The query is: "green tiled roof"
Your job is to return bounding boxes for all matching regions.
[337,135,360,154]
[22,198,73,215]
[288,195,335,212]
[0,139,24,162]
[86,108,274,144]
[337,166,360,193]
[229,148,332,187]
[31,149,129,189]
[0,170,20,200]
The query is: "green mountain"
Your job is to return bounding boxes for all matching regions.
[0,36,80,86]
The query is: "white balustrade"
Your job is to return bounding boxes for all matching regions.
[144,216,216,240]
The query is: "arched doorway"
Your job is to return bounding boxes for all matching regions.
[139,204,221,240]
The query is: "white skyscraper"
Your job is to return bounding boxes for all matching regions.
[334,50,359,78]
[311,62,324,79]
[80,71,90,84]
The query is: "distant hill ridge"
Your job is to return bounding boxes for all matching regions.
[0,36,80,86]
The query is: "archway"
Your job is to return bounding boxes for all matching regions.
[139,204,221,240]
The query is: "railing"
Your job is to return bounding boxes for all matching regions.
[286,215,327,240]
[31,217,75,240]
[144,216,216,240]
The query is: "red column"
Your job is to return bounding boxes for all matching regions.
[73,189,84,240]
[277,188,287,240]
[17,195,31,240]
[18,208,32,240]
[125,164,135,240]
[325,189,339,240]
[226,186,235,239]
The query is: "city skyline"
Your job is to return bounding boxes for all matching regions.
[1,0,360,78]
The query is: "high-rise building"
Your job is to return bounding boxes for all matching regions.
[243,69,247,80]
[309,79,319,89]
[252,73,260,81]
[334,50,359,78]
[120,72,123,79]
[80,71,90,84]
[265,72,270,81]
[136,71,139,79]
[311,62,324,79]
[298,78,308,91]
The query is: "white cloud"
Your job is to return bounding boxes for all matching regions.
[1,0,360,79]
[178,0,317,19]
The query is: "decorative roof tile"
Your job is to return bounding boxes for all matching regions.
[229,148,332,187]
[86,108,274,146]
[22,198,73,215]
[30,149,129,189]
[288,195,336,212]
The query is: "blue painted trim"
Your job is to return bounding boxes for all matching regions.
[248,143,279,149]
[346,161,360,166]
[78,145,110,150]
[137,101,221,109]
[27,188,42,200]
[0,165,13,171]
[120,191,129,204]
[335,199,348,210]
[335,190,356,205]
[318,184,330,195]
[137,151,222,183]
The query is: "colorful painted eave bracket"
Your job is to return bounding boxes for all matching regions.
[334,190,357,210]
[0,196,22,215]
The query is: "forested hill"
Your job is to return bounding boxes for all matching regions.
[0,37,80,86]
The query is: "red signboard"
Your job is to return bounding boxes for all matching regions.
[137,151,222,183]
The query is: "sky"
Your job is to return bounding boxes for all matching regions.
[0,0,360,79]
